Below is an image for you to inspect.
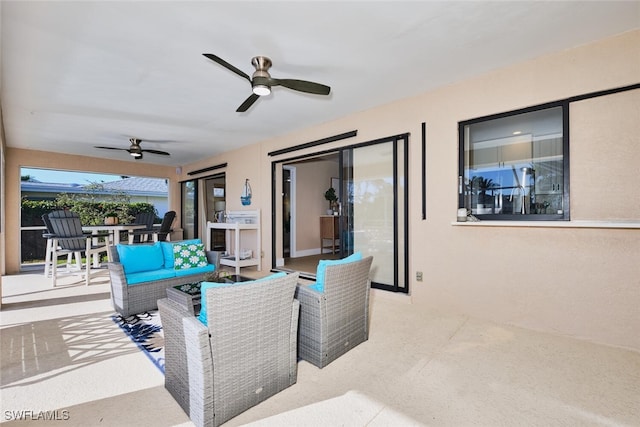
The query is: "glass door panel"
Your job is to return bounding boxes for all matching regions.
[344,137,408,291]
[181,180,197,240]
[203,175,226,250]
[271,134,408,293]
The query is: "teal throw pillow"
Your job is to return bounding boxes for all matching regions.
[198,272,287,325]
[314,252,363,292]
[173,242,208,270]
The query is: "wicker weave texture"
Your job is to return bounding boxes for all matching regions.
[296,256,373,368]
[159,272,300,427]
[157,298,193,413]
[107,245,220,316]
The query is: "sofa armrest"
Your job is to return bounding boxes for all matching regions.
[205,250,222,270]
[107,261,129,314]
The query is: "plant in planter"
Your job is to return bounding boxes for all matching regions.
[324,187,338,214]
[104,211,119,225]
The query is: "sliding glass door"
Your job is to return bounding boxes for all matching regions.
[181,180,197,240]
[342,136,407,291]
[272,134,408,292]
[181,173,226,243]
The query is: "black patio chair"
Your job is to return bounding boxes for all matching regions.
[47,211,110,286]
[127,211,156,243]
[42,211,82,278]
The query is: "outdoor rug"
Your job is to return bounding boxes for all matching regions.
[112,311,165,374]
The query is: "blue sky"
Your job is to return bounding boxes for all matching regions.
[21,168,125,184]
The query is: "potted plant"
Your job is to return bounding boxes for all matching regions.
[324,187,338,214]
[104,211,119,225]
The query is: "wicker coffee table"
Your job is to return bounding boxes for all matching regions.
[166,275,254,315]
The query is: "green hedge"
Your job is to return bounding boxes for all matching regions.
[21,198,157,263]
[21,200,157,226]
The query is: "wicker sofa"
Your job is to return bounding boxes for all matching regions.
[295,255,373,368]
[158,271,300,427]
[107,240,220,316]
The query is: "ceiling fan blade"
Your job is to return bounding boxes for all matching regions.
[271,78,330,95]
[236,93,260,112]
[94,146,128,151]
[203,53,251,82]
[142,149,170,156]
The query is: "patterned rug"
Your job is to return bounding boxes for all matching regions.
[112,311,165,374]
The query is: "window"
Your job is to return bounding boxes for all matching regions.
[459,102,569,220]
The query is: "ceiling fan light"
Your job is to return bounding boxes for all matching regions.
[252,84,271,96]
[131,152,142,158]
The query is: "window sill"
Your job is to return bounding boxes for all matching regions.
[450,220,640,229]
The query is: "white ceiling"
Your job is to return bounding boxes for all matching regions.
[2,1,638,167]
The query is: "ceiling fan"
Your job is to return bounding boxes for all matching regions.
[94,138,170,160]
[202,53,331,112]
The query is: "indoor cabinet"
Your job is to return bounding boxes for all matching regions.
[533,137,563,194]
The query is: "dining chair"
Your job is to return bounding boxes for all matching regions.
[153,210,176,242]
[47,212,110,286]
[42,211,82,277]
[127,211,156,243]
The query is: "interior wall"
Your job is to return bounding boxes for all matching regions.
[294,159,337,255]
[3,148,177,273]
[185,30,639,351]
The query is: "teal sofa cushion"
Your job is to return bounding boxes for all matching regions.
[314,252,363,292]
[125,268,176,285]
[198,272,287,326]
[160,239,202,269]
[117,242,165,274]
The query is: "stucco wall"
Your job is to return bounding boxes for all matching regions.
[184,30,640,351]
[3,31,638,351]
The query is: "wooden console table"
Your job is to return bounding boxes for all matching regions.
[320,215,340,254]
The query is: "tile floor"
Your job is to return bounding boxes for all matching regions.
[1,269,639,426]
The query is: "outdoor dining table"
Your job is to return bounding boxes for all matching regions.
[81,223,147,267]
[82,223,147,246]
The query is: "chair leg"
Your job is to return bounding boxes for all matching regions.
[65,252,81,272]
[44,238,53,277]
[85,261,91,286]
[51,242,58,287]
[85,241,91,286]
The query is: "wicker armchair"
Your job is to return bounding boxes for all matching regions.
[295,256,373,368]
[157,272,300,427]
